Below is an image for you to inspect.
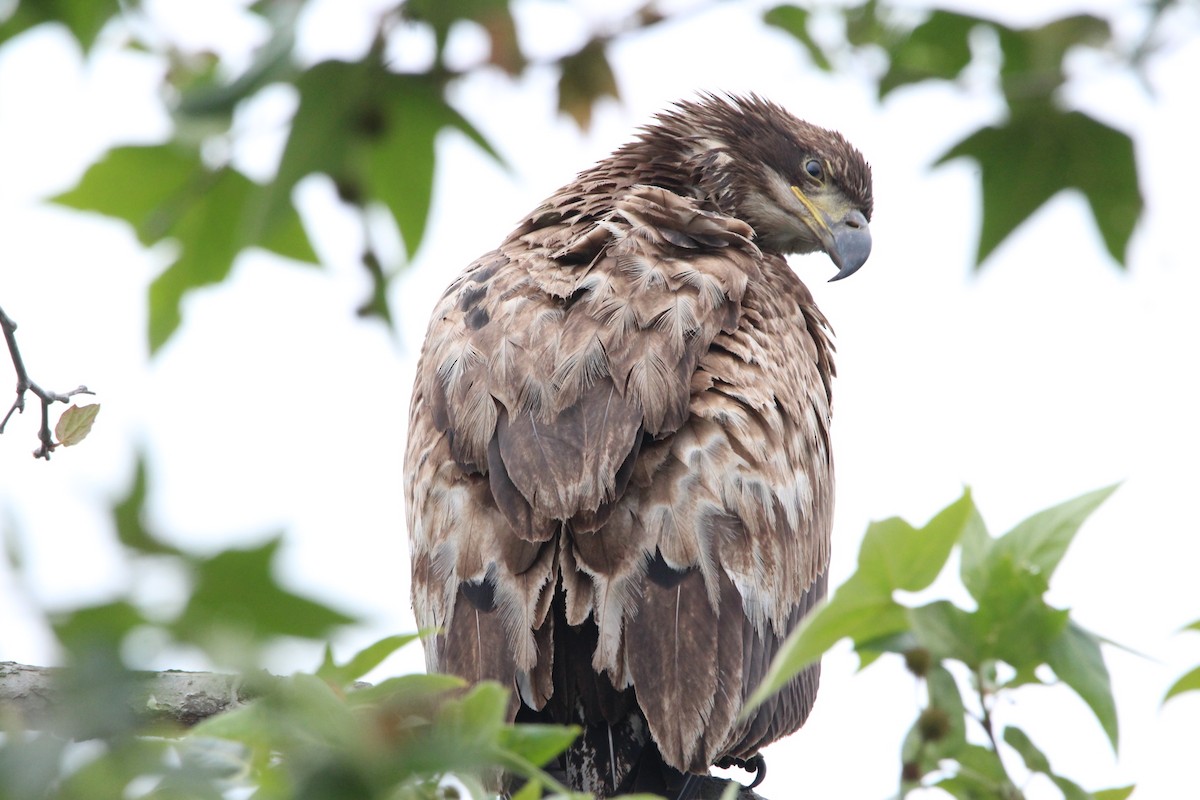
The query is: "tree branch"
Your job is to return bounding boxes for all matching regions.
[0,661,254,730]
[0,305,94,459]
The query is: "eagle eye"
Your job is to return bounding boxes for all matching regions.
[804,159,823,180]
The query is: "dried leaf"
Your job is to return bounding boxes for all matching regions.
[558,38,619,130]
[55,403,100,447]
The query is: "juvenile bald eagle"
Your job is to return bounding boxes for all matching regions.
[405,94,872,797]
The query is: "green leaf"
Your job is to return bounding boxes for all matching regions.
[53,145,202,240]
[1005,725,1095,800]
[49,601,150,740]
[0,733,69,800]
[175,12,297,120]
[1004,725,1050,773]
[147,167,316,352]
[991,484,1117,585]
[557,37,620,131]
[763,6,833,71]
[1165,665,1200,702]
[111,455,182,556]
[316,634,421,686]
[1093,786,1136,800]
[925,663,967,756]
[879,10,980,98]
[908,600,981,665]
[54,145,317,352]
[172,537,357,654]
[969,549,1070,669]
[955,487,1112,670]
[349,672,466,708]
[52,600,146,655]
[857,488,976,594]
[497,724,581,767]
[843,0,887,49]
[273,59,501,264]
[1045,620,1119,750]
[0,0,121,50]
[747,490,977,715]
[56,739,174,797]
[930,742,1012,799]
[455,681,510,737]
[402,0,512,48]
[511,780,543,800]
[190,699,272,744]
[362,78,458,259]
[955,484,1113,604]
[936,109,1142,267]
[995,15,1110,108]
[53,403,99,446]
[743,575,905,715]
[1051,775,1096,800]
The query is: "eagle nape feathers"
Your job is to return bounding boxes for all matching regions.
[405,94,873,797]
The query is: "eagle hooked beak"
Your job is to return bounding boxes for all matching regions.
[790,185,872,281]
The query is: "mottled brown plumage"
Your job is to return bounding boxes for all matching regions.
[405,94,872,796]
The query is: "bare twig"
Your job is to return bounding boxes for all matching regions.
[0,305,94,459]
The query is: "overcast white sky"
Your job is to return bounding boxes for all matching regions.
[2,0,1199,798]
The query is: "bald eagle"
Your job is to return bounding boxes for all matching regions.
[405,94,873,797]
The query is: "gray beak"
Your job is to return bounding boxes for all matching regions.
[825,209,872,282]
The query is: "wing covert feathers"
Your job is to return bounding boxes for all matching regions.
[405,182,836,785]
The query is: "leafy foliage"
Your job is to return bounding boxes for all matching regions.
[747,487,1128,798]
[189,648,585,800]
[1,466,1142,799]
[766,3,1145,268]
[20,0,1160,354]
[53,145,319,352]
[35,0,632,353]
[0,454,589,800]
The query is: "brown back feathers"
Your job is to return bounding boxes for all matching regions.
[405,94,857,795]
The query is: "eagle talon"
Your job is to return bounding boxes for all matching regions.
[744,754,767,789]
[714,753,767,790]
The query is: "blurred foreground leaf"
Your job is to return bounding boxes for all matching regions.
[172,537,357,657]
[271,59,501,262]
[0,0,120,51]
[557,37,619,130]
[938,110,1141,267]
[318,633,422,686]
[53,145,318,352]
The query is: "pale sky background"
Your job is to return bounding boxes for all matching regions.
[1,0,1198,798]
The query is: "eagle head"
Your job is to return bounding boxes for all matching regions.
[653,94,874,280]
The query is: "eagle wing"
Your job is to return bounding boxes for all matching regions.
[405,184,834,777]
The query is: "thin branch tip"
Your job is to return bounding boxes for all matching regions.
[0,305,96,460]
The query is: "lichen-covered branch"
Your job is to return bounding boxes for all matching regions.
[0,661,254,730]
